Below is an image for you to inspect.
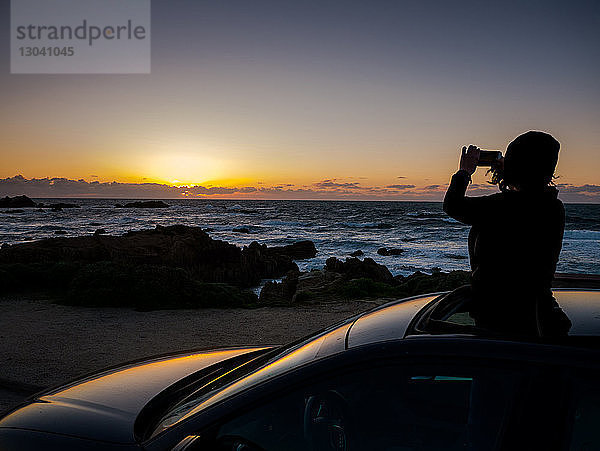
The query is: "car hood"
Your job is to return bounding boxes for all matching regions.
[0,347,269,444]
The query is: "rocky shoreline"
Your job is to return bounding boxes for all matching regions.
[0,223,470,309]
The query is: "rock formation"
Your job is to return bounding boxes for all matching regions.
[377,247,404,256]
[0,225,305,288]
[0,195,37,208]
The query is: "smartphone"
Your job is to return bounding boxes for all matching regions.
[477,150,502,166]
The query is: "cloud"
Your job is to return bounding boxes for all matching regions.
[1,175,599,202]
[557,184,600,193]
[553,183,600,203]
[313,179,363,190]
[385,184,416,190]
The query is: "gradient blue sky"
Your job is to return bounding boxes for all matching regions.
[1,0,599,201]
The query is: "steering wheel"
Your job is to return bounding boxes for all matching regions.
[303,390,353,451]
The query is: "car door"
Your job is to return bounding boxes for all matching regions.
[562,368,600,451]
[163,341,561,451]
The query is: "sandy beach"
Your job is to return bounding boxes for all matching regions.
[0,294,384,415]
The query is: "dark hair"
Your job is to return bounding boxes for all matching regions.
[489,131,560,192]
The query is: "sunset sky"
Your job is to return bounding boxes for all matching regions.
[1,0,599,201]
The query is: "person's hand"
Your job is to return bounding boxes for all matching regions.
[459,145,480,175]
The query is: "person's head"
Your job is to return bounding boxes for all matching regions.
[493,131,560,192]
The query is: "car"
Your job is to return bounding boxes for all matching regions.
[1,287,600,450]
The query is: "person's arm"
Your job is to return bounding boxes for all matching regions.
[443,145,489,225]
[443,170,484,225]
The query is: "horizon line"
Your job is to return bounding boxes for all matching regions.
[5,196,599,205]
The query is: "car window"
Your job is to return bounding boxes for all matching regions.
[568,374,600,451]
[411,287,478,335]
[202,362,521,451]
[445,311,476,327]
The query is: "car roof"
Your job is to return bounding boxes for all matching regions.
[554,290,600,336]
[346,293,441,349]
[346,289,600,349]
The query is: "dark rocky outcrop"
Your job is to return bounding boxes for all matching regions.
[325,257,394,283]
[116,201,169,208]
[258,270,301,305]
[258,255,471,305]
[0,260,257,310]
[64,262,257,310]
[350,250,364,257]
[392,270,471,295]
[0,225,300,288]
[258,269,344,305]
[377,247,404,256]
[293,270,347,303]
[0,225,320,309]
[0,195,37,208]
[0,222,488,310]
[241,241,299,282]
[267,240,317,260]
[259,257,396,305]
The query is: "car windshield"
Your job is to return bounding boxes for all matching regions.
[149,318,353,439]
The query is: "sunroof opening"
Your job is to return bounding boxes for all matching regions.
[412,287,600,348]
[410,286,482,336]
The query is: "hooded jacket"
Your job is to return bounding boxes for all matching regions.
[443,170,565,334]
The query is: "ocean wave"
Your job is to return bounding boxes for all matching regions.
[397,264,429,273]
[565,217,600,231]
[113,216,145,223]
[261,219,307,227]
[444,253,468,260]
[442,218,461,224]
[39,224,69,231]
[232,225,265,234]
[334,221,395,229]
[406,211,446,219]
[406,216,463,226]
[563,229,600,241]
[224,204,258,214]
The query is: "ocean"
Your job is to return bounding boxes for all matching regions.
[1,200,599,276]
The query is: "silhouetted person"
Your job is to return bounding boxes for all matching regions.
[444,131,570,337]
